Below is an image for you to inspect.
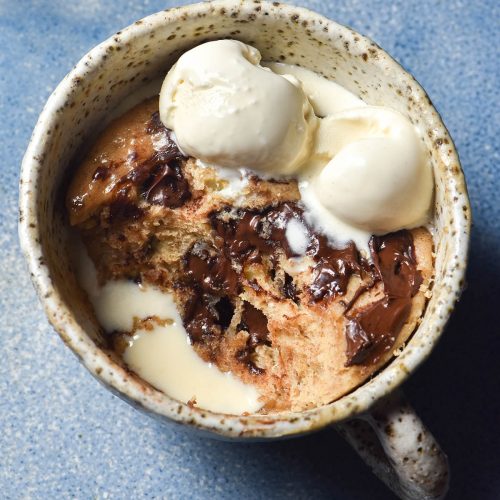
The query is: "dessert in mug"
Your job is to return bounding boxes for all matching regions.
[67,40,434,414]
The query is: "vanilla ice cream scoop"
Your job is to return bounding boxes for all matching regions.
[310,107,433,235]
[160,43,433,252]
[159,40,316,174]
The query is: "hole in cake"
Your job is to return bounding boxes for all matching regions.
[214,296,235,330]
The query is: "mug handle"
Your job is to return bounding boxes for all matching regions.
[337,389,449,499]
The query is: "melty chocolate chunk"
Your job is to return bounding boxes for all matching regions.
[134,153,190,208]
[371,230,423,298]
[236,302,271,375]
[210,203,306,262]
[124,115,190,208]
[67,109,192,225]
[344,231,422,366]
[308,236,363,301]
[182,241,238,351]
[184,241,239,296]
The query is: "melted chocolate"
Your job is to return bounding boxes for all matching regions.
[211,203,363,302]
[345,298,410,365]
[124,131,190,209]
[370,231,423,297]
[103,114,190,220]
[184,241,239,296]
[108,186,144,222]
[183,293,220,345]
[210,202,305,263]
[92,165,109,181]
[182,242,238,348]
[146,111,166,135]
[308,235,363,301]
[183,291,236,354]
[283,273,299,303]
[238,301,271,348]
[236,301,271,374]
[345,231,422,366]
[139,156,190,208]
[191,203,423,371]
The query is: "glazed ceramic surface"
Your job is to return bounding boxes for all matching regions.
[19,0,469,439]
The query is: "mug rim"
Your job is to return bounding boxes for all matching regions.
[18,0,471,439]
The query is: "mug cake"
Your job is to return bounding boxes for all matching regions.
[66,40,434,415]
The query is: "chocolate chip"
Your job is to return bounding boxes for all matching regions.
[344,231,422,366]
[283,273,299,303]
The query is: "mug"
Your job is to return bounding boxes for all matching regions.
[19,1,470,498]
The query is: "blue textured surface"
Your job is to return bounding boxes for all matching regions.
[1,0,499,498]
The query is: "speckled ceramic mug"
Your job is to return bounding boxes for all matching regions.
[19,1,470,498]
